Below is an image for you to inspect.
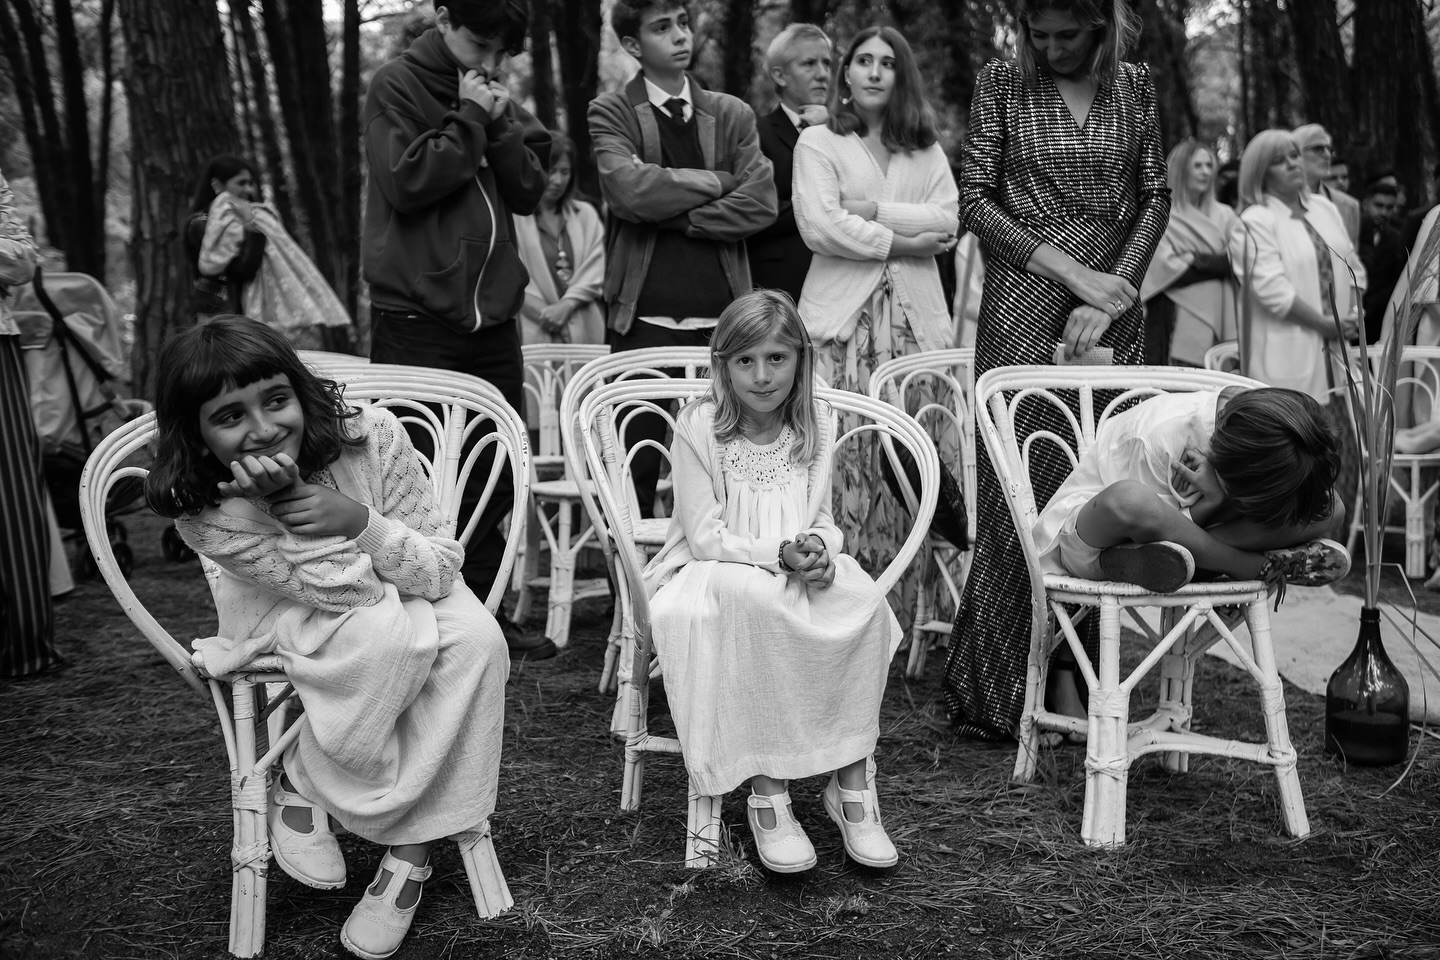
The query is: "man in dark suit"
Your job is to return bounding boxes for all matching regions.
[1402,164,1440,251]
[747,23,832,303]
[1359,176,1407,343]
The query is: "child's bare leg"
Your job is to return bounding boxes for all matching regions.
[835,758,867,821]
[750,774,787,828]
[377,841,436,910]
[1075,480,1267,580]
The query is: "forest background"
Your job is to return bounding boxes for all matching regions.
[0,0,1433,387]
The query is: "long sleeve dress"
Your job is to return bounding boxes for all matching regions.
[515,198,606,346]
[176,405,509,845]
[642,401,901,796]
[943,59,1170,740]
[793,125,960,631]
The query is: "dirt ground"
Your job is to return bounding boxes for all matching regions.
[2,510,1438,960]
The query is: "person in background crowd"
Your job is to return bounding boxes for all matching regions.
[0,166,61,678]
[748,22,833,304]
[514,132,607,345]
[944,0,1169,740]
[186,155,266,319]
[1293,124,1360,246]
[1216,157,1240,209]
[1358,175,1407,344]
[1402,164,1440,250]
[1141,139,1239,365]
[1325,155,1351,197]
[588,0,777,518]
[362,0,556,661]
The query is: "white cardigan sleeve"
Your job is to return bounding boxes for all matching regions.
[874,144,959,237]
[794,134,894,262]
[1231,209,1297,320]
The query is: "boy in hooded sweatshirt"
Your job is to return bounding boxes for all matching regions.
[362,0,557,659]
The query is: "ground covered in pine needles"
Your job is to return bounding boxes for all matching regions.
[2,511,1437,960]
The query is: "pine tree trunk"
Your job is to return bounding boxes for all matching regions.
[52,0,101,276]
[1285,0,1351,140]
[338,0,361,333]
[529,0,558,129]
[234,0,295,235]
[118,0,239,390]
[1130,0,1196,151]
[722,0,755,100]
[3,0,73,253]
[1351,0,1437,198]
[554,0,601,199]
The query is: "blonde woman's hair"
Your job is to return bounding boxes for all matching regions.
[1015,0,1140,86]
[708,290,819,466]
[1237,130,1299,210]
[1167,139,1217,213]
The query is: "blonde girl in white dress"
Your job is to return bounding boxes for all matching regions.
[643,290,902,873]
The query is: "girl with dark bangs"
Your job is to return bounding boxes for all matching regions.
[145,315,510,958]
[793,25,960,635]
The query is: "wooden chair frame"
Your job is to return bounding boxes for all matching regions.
[79,366,528,957]
[512,343,612,645]
[557,347,712,733]
[869,347,977,677]
[976,364,1310,848]
[576,378,938,866]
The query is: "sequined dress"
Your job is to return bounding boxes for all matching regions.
[942,59,1170,739]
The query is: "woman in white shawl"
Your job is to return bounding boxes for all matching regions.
[1140,139,1240,365]
[514,134,605,345]
[187,153,351,349]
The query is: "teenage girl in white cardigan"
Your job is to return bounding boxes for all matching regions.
[793,24,959,622]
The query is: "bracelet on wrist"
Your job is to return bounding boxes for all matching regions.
[778,539,795,573]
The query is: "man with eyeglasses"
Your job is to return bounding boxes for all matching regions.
[1292,123,1361,246]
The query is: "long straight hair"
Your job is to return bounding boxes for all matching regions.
[708,290,819,466]
[191,154,257,214]
[145,315,365,518]
[826,25,938,153]
[1167,139,1218,213]
[1014,0,1139,87]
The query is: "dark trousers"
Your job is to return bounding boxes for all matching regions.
[370,310,523,600]
[606,321,712,518]
[0,335,57,677]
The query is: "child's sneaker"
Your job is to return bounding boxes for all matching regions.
[1098,541,1195,593]
[1257,539,1351,590]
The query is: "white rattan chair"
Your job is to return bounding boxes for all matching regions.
[79,366,528,957]
[558,348,712,733]
[297,349,370,374]
[976,364,1310,848]
[869,347,976,677]
[1201,340,1240,374]
[1343,344,1440,577]
[511,343,612,645]
[577,378,938,866]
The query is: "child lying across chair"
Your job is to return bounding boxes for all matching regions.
[1033,384,1352,599]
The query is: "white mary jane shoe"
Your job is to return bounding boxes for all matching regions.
[268,778,346,890]
[340,850,432,959]
[822,765,899,869]
[746,790,817,874]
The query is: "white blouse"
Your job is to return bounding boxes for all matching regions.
[793,126,958,352]
[1228,193,1366,402]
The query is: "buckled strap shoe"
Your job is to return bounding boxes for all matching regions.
[746,790,817,874]
[340,851,432,959]
[268,777,346,890]
[822,770,899,869]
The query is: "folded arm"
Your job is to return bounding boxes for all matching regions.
[589,98,731,223]
[794,139,894,261]
[679,108,778,242]
[365,96,492,214]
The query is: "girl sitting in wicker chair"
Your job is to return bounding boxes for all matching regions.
[145,315,509,959]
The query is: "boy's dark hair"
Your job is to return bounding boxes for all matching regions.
[191,154,258,214]
[145,315,365,519]
[827,26,938,153]
[1365,175,1399,200]
[1208,387,1340,529]
[611,0,687,43]
[444,0,529,55]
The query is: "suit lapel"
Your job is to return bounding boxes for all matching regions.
[768,107,800,151]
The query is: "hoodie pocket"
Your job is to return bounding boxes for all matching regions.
[473,237,527,328]
[414,237,486,331]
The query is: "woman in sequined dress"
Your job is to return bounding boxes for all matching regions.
[515,133,606,345]
[943,0,1170,740]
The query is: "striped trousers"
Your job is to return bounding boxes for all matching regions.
[0,334,58,676]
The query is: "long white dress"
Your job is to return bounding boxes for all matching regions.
[643,400,900,797]
[177,406,508,846]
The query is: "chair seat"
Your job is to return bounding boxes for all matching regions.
[632,517,670,546]
[531,478,584,500]
[1043,573,1266,600]
[190,651,286,681]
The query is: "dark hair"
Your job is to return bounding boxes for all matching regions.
[610,0,687,43]
[145,316,365,518]
[1208,388,1340,529]
[441,0,529,55]
[546,131,579,208]
[827,26,938,152]
[1365,175,1399,200]
[191,154,258,214]
[1015,0,1140,86]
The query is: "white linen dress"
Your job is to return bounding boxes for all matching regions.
[178,405,509,846]
[643,400,901,797]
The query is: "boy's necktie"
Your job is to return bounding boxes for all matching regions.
[664,97,687,122]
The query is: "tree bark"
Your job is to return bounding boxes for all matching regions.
[118,0,239,390]
[52,0,101,276]
[338,0,361,329]
[553,0,601,199]
[528,0,558,128]
[1130,0,1196,151]
[1350,0,1436,199]
[94,0,116,250]
[3,0,72,253]
[233,0,295,235]
[722,0,755,100]
[1285,0,1351,139]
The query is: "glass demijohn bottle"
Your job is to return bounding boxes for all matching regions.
[1324,606,1410,766]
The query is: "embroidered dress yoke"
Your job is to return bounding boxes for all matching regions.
[944,59,1170,740]
[643,401,900,797]
[178,405,509,846]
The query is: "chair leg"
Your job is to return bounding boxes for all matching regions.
[512,498,542,625]
[1157,608,1194,774]
[454,821,514,918]
[685,787,723,868]
[229,677,269,958]
[1405,468,1434,578]
[906,548,934,679]
[1244,598,1310,840]
[1081,598,1131,848]
[598,558,624,695]
[1012,613,1050,784]
[545,502,577,647]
